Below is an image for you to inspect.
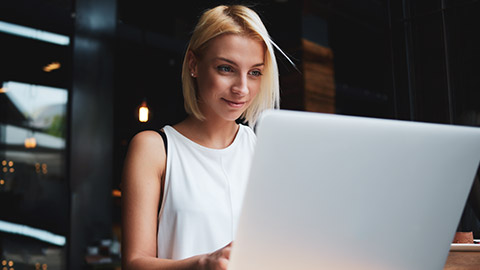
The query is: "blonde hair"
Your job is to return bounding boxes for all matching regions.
[181,5,280,126]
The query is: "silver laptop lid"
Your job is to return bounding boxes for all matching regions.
[229,109,480,270]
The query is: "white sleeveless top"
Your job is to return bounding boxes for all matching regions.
[157,124,256,259]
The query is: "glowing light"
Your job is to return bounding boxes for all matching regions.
[0,180,4,185]
[1,161,6,166]
[112,189,122,197]
[7,262,12,267]
[0,220,66,246]
[8,161,13,167]
[43,62,61,72]
[1,260,6,266]
[41,164,48,174]
[9,168,14,173]
[2,168,6,173]
[138,101,150,123]
[0,87,6,94]
[24,137,37,148]
[0,21,70,46]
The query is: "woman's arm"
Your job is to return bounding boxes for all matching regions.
[121,131,231,270]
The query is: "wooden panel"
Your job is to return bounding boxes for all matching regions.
[445,251,480,269]
[302,39,335,113]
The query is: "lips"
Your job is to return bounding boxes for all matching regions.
[222,98,246,108]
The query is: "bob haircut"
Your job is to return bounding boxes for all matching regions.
[181,5,280,127]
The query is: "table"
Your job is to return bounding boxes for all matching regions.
[444,251,480,269]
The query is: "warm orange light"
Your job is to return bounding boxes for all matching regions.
[42,164,47,174]
[7,261,12,267]
[0,179,4,185]
[0,87,6,93]
[24,137,37,148]
[1,160,6,166]
[138,101,149,122]
[112,189,122,197]
[8,161,13,167]
[43,62,61,72]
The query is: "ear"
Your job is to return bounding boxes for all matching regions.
[187,50,198,76]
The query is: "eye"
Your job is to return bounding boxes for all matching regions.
[217,65,233,73]
[249,70,263,77]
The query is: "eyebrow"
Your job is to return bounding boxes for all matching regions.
[216,57,264,68]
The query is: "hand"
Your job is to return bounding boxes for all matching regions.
[198,242,232,270]
[453,232,474,243]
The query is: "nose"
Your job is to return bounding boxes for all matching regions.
[231,74,248,96]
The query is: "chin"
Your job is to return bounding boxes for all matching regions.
[223,112,245,122]
[224,116,242,122]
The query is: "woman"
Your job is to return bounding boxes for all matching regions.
[121,5,282,270]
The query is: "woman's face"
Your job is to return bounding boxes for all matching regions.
[190,34,265,122]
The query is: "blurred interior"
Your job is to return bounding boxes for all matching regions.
[1,0,479,269]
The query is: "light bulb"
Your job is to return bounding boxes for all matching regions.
[138,101,149,122]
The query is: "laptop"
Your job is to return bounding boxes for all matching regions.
[228,109,480,270]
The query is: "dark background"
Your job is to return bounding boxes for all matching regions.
[1,0,479,269]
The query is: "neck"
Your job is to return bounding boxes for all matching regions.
[174,115,240,149]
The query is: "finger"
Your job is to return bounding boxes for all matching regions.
[218,257,229,270]
[222,246,231,259]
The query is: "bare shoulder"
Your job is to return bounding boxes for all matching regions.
[128,130,166,155]
[131,129,165,144]
[123,130,166,175]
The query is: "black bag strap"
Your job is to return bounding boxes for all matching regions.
[153,129,167,216]
[154,129,168,155]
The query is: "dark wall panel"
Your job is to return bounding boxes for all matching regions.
[411,12,450,123]
[446,2,480,126]
[388,0,480,126]
[69,0,116,269]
